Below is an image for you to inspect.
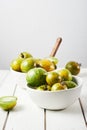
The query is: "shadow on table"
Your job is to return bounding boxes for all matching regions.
[11,105,25,112]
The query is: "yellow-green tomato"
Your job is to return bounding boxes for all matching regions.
[51,83,67,91]
[45,56,58,65]
[36,59,56,72]
[62,81,77,89]
[46,72,61,86]
[18,52,33,59]
[0,96,17,111]
[46,85,51,91]
[10,58,23,72]
[20,58,35,72]
[36,85,51,91]
[36,85,47,91]
[26,68,46,87]
[58,69,72,81]
[65,61,80,75]
[36,87,44,91]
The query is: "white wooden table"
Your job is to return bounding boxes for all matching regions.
[0,68,87,130]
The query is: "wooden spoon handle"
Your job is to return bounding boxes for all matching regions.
[50,37,62,57]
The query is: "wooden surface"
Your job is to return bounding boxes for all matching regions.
[0,69,87,130]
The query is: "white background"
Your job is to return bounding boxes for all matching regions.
[0,0,87,69]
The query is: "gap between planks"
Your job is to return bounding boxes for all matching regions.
[79,98,87,127]
[44,109,46,130]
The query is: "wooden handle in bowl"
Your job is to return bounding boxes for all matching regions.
[50,37,62,57]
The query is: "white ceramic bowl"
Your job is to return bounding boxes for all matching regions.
[26,76,82,110]
[10,68,27,89]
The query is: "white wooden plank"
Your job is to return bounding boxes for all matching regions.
[79,68,87,123]
[0,70,9,87]
[0,110,7,130]
[0,68,87,130]
[0,70,9,77]
[0,71,17,96]
[46,100,87,130]
[10,69,27,89]
[80,95,87,123]
[0,71,18,130]
[0,70,10,130]
[5,86,44,130]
